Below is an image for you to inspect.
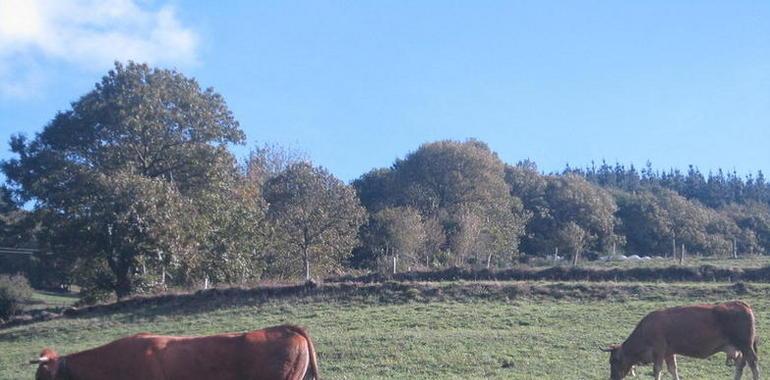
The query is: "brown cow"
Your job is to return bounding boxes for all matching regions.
[30,325,319,380]
[603,301,760,380]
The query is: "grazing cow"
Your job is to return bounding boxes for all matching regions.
[602,301,760,380]
[30,325,319,380]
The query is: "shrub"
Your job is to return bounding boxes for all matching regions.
[0,274,34,321]
[75,286,113,307]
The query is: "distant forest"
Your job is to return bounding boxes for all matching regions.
[1,62,769,300]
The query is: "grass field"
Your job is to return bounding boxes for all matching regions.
[23,291,78,312]
[1,282,768,379]
[534,255,770,270]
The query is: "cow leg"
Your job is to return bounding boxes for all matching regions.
[653,358,664,380]
[745,351,760,380]
[665,355,680,380]
[735,356,747,380]
[749,361,760,380]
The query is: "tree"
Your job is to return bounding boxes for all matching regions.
[721,202,770,256]
[614,189,673,256]
[505,161,551,256]
[2,62,246,298]
[392,140,515,215]
[355,140,529,268]
[366,207,426,273]
[264,163,366,280]
[0,186,28,247]
[653,188,706,256]
[352,168,397,214]
[47,171,193,298]
[511,171,619,260]
[183,177,269,286]
[0,186,36,277]
[245,143,310,188]
[558,222,589,265]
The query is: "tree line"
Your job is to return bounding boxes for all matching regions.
[1,62,769,300]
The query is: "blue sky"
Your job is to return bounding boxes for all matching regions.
[1,1,769,182]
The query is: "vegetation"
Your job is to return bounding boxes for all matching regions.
[2,62,770,301]
[0,274,33,321]
[353,140,528,269]
[263,162,366,280]
[1,282,769,379]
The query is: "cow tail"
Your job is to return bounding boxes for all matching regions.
[286,325,320,380]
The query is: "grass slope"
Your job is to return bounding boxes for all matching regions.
[1,282,767,379]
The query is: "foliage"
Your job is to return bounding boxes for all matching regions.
[614,189,674,256]
[1,62,247,298]
[184,178,269,286]
[0,274,33,321]
[509,169,619,261]
[264,163,366,280]
[572,160,770,210]
[0,186,29,247]
[355,140,529,268]
[361,207,427,272]
[721,201,770,255]
[3,61,770,289]
[50,171,193,298]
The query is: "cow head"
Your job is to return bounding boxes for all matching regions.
[602,344,633,380]
[30,349,60,380]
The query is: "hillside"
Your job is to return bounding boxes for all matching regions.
[2,281,769,379]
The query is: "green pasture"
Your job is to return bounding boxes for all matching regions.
[534,255,770,270]
[1,282,768,379]
[23,291,78,312]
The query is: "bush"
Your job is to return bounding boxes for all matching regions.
[75,285,113,307]
[0,274,34,321]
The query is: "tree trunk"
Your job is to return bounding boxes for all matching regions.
[672,237,676,259]
[109,253,133,300]
[572,249,579,266]
[679,243,685,265]
[114,267,132,300]
[303,247,311,281]
[487,253,493,269]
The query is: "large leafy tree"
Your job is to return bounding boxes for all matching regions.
[545,175,620,264]
[2,62,247,298]
[722,201,770,255]
[355,140,528,268]
[509,170,620,262]
[264,162,366,280]
[0,186,27,247]
[614,189,673,256]
[62,172,192,298]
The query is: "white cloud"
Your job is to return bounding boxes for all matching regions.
[0,0,198,98]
